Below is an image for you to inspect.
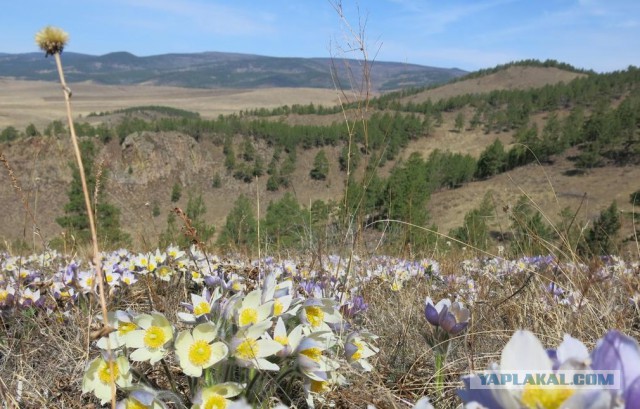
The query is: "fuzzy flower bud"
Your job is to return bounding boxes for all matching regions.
[35,26,69,56]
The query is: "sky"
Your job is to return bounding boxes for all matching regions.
[2,0,639,73]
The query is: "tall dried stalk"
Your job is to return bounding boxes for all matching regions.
[35,26,116,409]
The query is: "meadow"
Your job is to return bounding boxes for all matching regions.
[1,26,640,409]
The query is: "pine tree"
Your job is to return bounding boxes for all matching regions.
[262,193,307,250]
[386,153,432,249]
[171,182,182,203]
[310,149,330,180]
[217,194,257,250]
[56,139,129,247]
[454,112,465,133]
[475,139,506,179]
[581,202,621,256]
[509,196,554,256]
[450,193,494,250]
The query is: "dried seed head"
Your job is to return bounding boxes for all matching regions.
[35,26,69,56]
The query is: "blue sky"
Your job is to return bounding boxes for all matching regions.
[2,0,639,72]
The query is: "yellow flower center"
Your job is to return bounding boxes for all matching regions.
[192,271,202,280]
[238,308,258,327]
[143,326,167,349]
[118,321,137,335]
[126,398,150,409]
[305,306,324,328]
[301,347,323,362]
[139,258,148,267]
[194,301,211,316]
[351,341,364,361]
[97,360,119,384]
[203,393,227,409]
[106,274,113,283]
[275,335,289,346]
[188,339,212,366]
[273,299,284,316]
[123,277,132,285]
[157,266,171,277]
[235,338,259,360]
[231,281,243,292]
[310,380,329,393]
[86,277,94,287]
[521,385,575,409]
[391,281,402,291]
[0,291,7,302]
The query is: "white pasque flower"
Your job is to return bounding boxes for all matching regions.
[231,321,283,371]
[175,322,228,377]
[299,298,342,331]
[191,382,244,409]
[82,353,132,405]
[235,289,274,328]
[125,312,174,364]
[461,330,603,409]
[97,310,138,350]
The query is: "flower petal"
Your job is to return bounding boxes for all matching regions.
[500,330,552,371]
[424,298,440,326]
[557,334,590,368]
[591,330,640,390]
[193,322,217,343]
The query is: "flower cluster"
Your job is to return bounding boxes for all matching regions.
[0,247,441,317]
[83,267,379,407]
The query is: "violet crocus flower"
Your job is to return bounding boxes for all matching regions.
[424,297,470,336]
[591,330,640,406]
[341,296,369,318]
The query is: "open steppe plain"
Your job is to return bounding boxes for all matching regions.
[0,78,343,129]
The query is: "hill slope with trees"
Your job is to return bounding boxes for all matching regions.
[1,60,638,257]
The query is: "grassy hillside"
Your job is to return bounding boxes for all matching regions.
[0,60,638,258]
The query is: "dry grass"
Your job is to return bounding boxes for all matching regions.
[2,249,638,408]
[403,66,586,105]
[427,151,640,247]
[332,253,640,408]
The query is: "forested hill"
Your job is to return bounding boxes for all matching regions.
[0,61,639,256]
[0,51,467,91]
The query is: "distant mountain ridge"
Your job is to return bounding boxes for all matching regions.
[0,51,467,91]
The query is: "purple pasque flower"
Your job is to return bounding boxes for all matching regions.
[20,287,43,308]
[424,297,448,326]
[341,296,369,318]
[424,297,470,336]
[591,330,640,406]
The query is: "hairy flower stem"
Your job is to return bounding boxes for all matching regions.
[435,352,445,396]
[52,49,115,409]
[161,358,180,397]
[204,367,215,387]
[245,368,261,402]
